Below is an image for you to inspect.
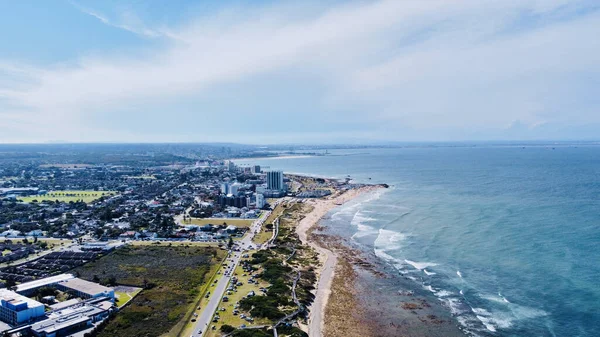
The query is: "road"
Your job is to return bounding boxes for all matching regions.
[192,214,266,336]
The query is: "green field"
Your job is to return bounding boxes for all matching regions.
[182,218,255,227]
[19,190,117,203]
[254,204,285,245]
[74,245,225,337]
[114,287,143,308]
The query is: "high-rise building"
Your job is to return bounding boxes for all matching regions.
[255,193,265,209]
[227,160,236,172]
[266,171,284,191]
[230,183,241,196]
[252,165,261,174]
[221,183,230,195]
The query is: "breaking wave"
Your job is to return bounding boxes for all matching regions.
[404,259,438,270]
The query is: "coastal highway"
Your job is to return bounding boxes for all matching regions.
[193,251,241,336]
[193,212,269,336]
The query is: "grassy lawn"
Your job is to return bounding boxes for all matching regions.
[254,228,273,245]
[19,190,117,203]
[182,218,255,227]
[205,260,272,337]
[114,291,131,307]
[73,245,225,337]
[114,287,142,308]
[34,238,72,249]
[253,204,285,245]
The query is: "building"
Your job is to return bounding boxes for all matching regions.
[0,289,45,325]
[55,278,114,300]
[262,190,286,198]
[81,242,114,252]
[16,274,75,297]
[220,183,230,195]
[255,193,265,209]
[0,188,39,197]
[229,183,241,196]
[217,195,247,208]
[31,300,113,337]
[266,171,284,191]
[252,165,261,174]
[256,185,267,194]
[227,161,236,172]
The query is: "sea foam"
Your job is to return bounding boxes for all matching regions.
[404,259,438,270]
[350,210,379,240]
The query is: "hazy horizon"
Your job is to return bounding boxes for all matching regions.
[1,0,599,143]
[0,140,599,147]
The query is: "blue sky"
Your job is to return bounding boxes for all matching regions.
[0,0,599,144]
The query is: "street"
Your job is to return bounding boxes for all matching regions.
[192,211,269,336]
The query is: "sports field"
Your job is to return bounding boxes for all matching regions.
[19,190,117,203]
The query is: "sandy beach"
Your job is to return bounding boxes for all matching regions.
[296,186,380,337]
[296,184,467,337]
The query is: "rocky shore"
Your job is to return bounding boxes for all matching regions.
[297,184,466,337]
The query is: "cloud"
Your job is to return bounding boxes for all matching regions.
[69,1,164,38]
[1,0,599,143]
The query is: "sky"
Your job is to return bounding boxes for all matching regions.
[0,0,599,144]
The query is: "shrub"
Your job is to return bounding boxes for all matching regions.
[220,325,235,333]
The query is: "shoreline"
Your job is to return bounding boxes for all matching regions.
[229,154,319,161]
[295,185,381,337]
[295,182,466,337]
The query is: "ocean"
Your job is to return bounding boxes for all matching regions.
[234,145,600,337]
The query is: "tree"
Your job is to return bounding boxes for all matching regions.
[106,276,117,286]
[157,216,176,237]
[5,278,16,289]
[35,287,57,300]
[92,275,100,283]
[94,228,104,238]
[228,237,234,249]
[220,325,235,333]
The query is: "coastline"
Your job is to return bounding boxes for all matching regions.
[230,154,318,161]
[295,186,381,337]
[295,183,466,337]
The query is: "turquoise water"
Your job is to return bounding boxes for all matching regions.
[235,145,600,336]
